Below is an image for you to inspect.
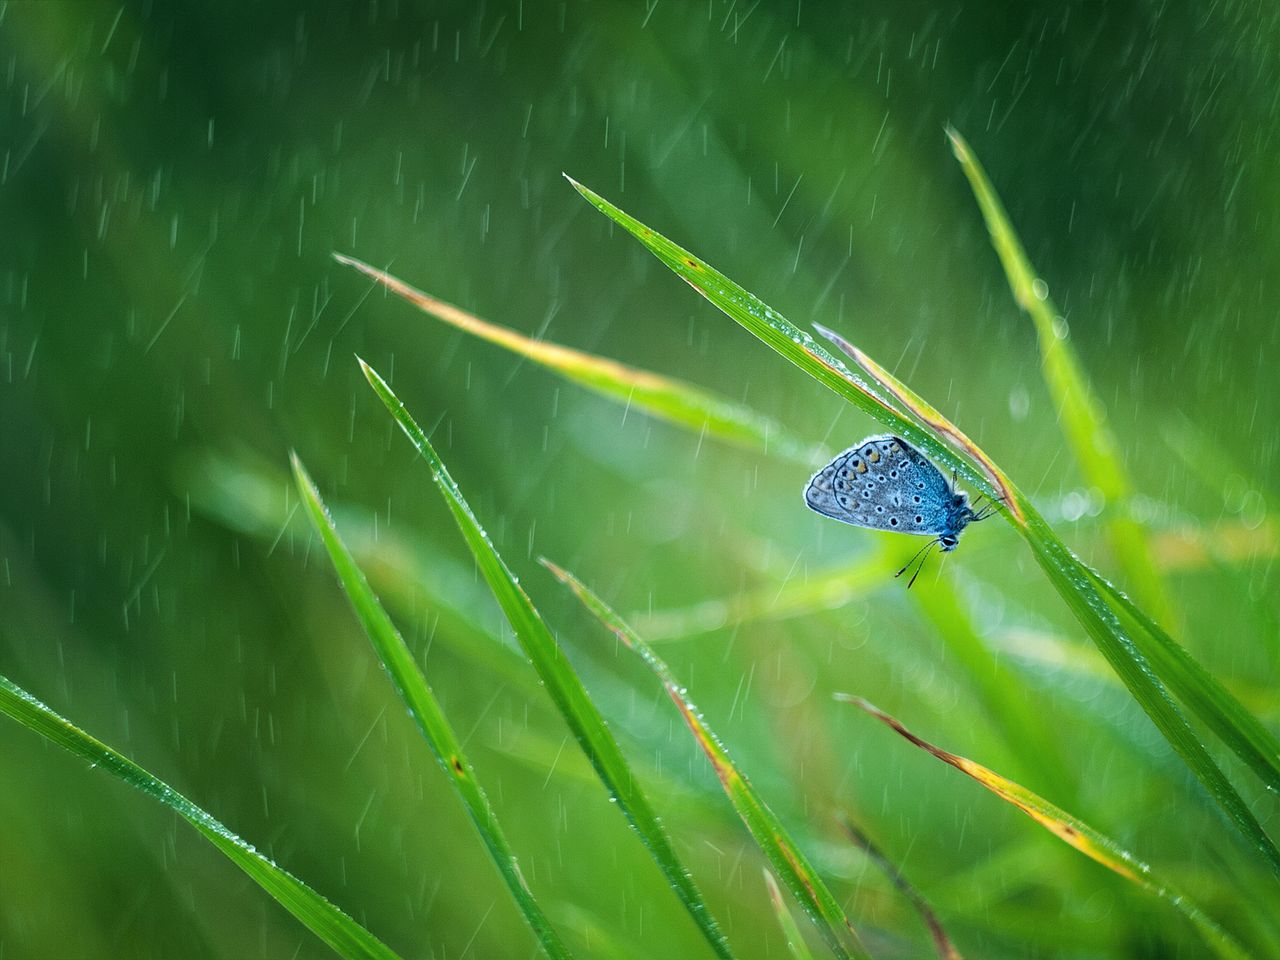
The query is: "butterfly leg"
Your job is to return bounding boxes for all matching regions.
[973,493,1008,522]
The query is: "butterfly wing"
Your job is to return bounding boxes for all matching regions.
[805,435,955,536]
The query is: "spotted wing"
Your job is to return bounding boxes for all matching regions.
[804,435,954,536]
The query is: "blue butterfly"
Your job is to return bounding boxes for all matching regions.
[804,434,998,585]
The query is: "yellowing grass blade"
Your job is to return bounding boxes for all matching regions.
[357,360,737,960]
[946,127,1173,625]
[840,695,1249,960]
[811,322,1021,524]
[566,176,1280,877]
[543,558,869,960]
[333,253,819,464]
[0,674,403,960]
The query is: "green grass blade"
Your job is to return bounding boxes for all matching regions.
[1018,507,1280,873]
[542,559,869,960]
[946,128,1174,626]
[0,673,402,960]
[843,696,1250,960]
[565,178,1280,875]
[290,455,573,960]
[334,253,819,465]
[564,175,1001,513]
[1085,564,1280,794]
[357,360,737,960]
[762,870,817,960]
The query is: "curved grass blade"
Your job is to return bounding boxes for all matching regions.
[763,870,817,960]
[1018,508,1280,873]
[840,695,1250,960]
[333,253,819,465]
[542,558,868,960]
[357,360,737,960]
[566,177,1280,876]
[809,322,1021,524]
[839,818,962,960]
[291,454,573,960]
[946,127,1173,625]
[561,176,976,490]
[0,673,402,960]
[1085,563,1280,794]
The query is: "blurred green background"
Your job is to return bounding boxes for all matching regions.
[2,2,1278,957]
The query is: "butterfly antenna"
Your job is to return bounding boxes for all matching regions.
[906,540,940,588]
[896,538,940,586]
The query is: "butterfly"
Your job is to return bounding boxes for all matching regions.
[803,434,998,586]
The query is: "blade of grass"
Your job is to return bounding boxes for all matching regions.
[333,253,820,465]
[566,176,1280,876]
[763,870,817,960]
[0,673,402,960]
[561,178,958,483]
[634,555,884,640]
[1020,504,1280,872]
[839,817,962,960]
[840,695,1250,960]
[291,454,573,960]
[542,558,869,960]
[807,322,1019,519]
[946,127,1174,627]
[357,359,737,960]
[1084,564,1280,794]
